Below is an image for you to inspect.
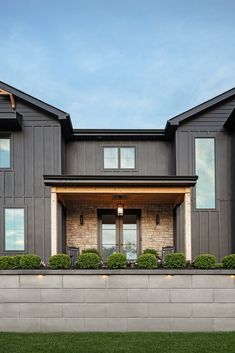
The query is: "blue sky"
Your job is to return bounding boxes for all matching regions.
[1,0,235,128]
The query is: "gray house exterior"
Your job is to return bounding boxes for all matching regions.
[0,81,235,262]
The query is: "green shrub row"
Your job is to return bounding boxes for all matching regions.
[0,254,41,270]
[0,250,234,270]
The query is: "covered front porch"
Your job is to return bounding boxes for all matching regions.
[44,176,197,261]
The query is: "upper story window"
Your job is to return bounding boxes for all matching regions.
[4,208,25,251]
[103,147,135,169]
[0,136,10,168]
[195,138,215,209]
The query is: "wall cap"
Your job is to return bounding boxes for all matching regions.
[0,269,234,275]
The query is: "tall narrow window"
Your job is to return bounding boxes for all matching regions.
[5,208,25,251]
[0,137,10,168]
[195,138,215,209]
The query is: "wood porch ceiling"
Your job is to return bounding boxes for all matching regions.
[57,190,185,207]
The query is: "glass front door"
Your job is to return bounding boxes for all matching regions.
[98,210,140,261]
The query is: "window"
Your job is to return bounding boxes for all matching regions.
[103,147,135,169]
[195,138,215,209]
[4,208,25,251]
[0,137,10,168]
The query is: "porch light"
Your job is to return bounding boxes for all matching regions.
[117,204,124,216]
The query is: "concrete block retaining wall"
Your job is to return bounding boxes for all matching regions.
[0,271,234,332]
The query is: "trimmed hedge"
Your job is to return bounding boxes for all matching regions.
[77,253,100,269]
[163,253,186,269]
[107,253,127,269]
[49,254,70,269]
[222,254,235,269]
[0,256,15,270]
[82,248,101,258]
[19,254,41,269]
[143,248,158,258]
[137,253,157,269]
[193,254,216,269]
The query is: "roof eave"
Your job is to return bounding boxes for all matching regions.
[44,175,198,188]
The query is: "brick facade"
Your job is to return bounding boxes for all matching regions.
[66,201,174,256]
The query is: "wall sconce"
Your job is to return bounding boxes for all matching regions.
[117,204,124,216]
[156,214,160,225]
[80,215,84,225]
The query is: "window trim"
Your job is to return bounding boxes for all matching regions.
[102,146,137,170]
[3,206,27,253]
[194,136,216,211]
[0,133,12,170]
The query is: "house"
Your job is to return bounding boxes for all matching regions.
[0,81,234,263]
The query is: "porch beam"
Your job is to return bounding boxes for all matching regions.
[51,191,58,256]
[184,190,192,261]
[52,186,190,194]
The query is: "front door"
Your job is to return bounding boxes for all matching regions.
[98,210,140,261]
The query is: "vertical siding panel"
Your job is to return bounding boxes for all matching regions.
[34,198,44,259]
[44,197,51,260]
[219,201,229,258]
[191,211,200,258]
[0,172,4,196]
[4,172,14,197]
[34,127,43,197]
[24,126,34,197]
[209,212,219,258]
[25,198,34,254]
[14,131,24,197]
[53,126,61,174]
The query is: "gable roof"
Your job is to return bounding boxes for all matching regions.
[0,81,73,139]
[166,87,235,131]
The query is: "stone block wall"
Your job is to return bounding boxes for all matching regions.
[0,273,235,332]
[66,201,174,254]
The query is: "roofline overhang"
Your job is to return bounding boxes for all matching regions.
[0,81,73,140]
[166,87,235,129]
[224,107,235,130]
[71,129,169,141]
[44,175,198,187]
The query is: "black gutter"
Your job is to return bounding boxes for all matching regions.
[71,129,169,141]
[44,175,198,187]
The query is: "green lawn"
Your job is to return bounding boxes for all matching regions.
[0,332,235,353]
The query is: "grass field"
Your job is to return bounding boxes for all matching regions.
[0,332,235,353]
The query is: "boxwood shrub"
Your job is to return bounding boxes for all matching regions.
[107,253,127,269]
[82,248,101,258]
[0,256,15,270]
[77,253,100,269]
[48,254,70,269]
[12,255,23,268]
[19,254,41,269]
[193,254,216,269]
[163,253,186,269]
[222,254,235,269]
[143,248,158,258]
[137,253,157,269]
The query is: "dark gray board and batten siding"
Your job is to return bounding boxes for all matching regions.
[0,96,63,260]
[65,140,175,176]
[176,97,235,259]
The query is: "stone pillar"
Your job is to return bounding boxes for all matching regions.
[51,191,58,256]
[184,190,192,261]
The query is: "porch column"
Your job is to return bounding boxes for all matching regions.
[51,190,58,256]
[184,189,192,261]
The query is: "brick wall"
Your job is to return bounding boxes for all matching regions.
[66,201,173,255]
